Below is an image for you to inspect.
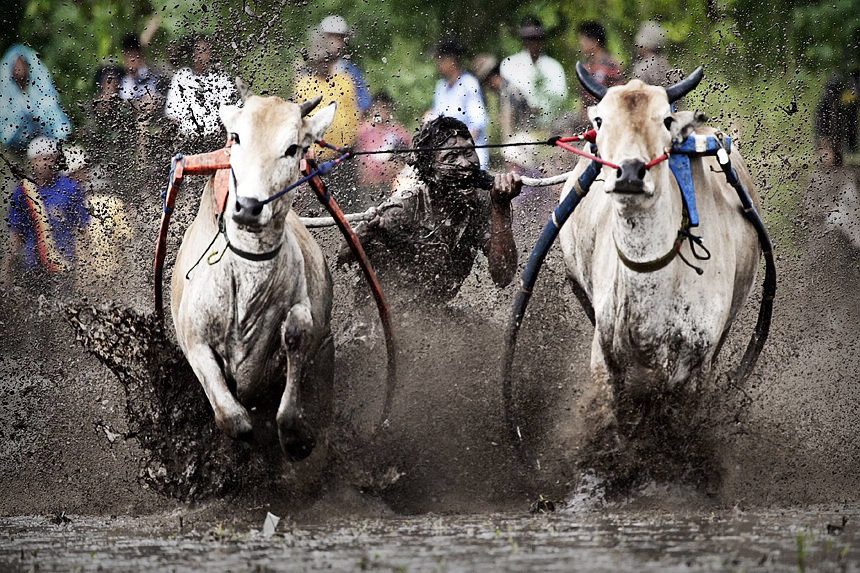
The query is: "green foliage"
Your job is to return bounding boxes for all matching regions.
[3,0,847,185]
[792,0,860,71]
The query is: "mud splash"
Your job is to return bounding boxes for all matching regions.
[64,304,249,501]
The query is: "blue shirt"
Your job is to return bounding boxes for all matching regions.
[431,72,489,167]
[334,58,371,112]
[8,175,89,271]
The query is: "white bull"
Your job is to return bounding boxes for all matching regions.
[170,92,337,460]
[559,67,760,427]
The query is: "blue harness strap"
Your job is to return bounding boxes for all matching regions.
[667,134,733,228]
[668,154,698,227]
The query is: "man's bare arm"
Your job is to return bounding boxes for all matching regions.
[486,172,522,287]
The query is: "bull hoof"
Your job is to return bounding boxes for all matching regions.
[279,428,315,462]
[216,408,254,441]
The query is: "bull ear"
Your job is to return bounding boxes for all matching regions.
[575,61,607,102]
[220,104,241,132]
[665,67,704,103]
[300,95,323,117]
[235,77,252,102]
[302,102,337,143]
[669,111,707,144]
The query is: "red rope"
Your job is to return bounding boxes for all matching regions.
[554,139,620,169]
[645,150,670,169]
[554,131,670,172]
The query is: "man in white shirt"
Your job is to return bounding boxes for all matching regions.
[499,16,567,130]
[428,37,489,168]
[119,33,161,105]
[164,36,235,142]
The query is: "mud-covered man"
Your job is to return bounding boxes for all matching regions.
[337,116,522,306]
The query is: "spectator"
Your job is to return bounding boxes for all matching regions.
[473,53,531,142]
[577,20,623,107]
[62,145,132,290]
[337,116,522,308]
[119,33,161,105]
[164,35,236,150]
[294,30,361,210]
[0,44,71,153]
[633,21,671,87]
[499,16,567,131]
[814,63,860,167]
[318,15,372,113]
[355,92,411,199]
[429,37,489,168]
[83,62,136,173]
[294,31,360,149]
[4,137,89,281]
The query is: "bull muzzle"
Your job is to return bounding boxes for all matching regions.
[613,160,647,194]
[233,195,265,226]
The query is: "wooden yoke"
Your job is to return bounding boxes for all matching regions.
[154,141,232,321]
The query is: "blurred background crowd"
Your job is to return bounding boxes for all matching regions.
[0,0,857,298]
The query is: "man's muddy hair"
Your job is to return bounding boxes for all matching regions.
[408,116,473,182]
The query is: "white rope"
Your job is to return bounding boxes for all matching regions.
[300,207,377,228]
[299,172,574,229]
[520,171,576,187]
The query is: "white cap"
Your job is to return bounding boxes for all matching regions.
[319,15,348,35]
[27,136,58,159]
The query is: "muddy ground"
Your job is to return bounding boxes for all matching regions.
[0,162,859,568]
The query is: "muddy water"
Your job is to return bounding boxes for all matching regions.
[2,163,860,571]
[2,507,858,572]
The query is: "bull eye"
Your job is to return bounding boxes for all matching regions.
[663,117,674,131]
[284,144,299,157]
[230,132,240,144]
[594,117,603,129]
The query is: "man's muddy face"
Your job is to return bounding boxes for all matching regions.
[432,134,479,189]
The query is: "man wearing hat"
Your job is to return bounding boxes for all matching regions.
[499,16,567,130]
[318,15,372,113]
[4,137,89,280]
[633,21,671,87]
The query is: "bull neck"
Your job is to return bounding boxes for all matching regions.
[611,169,681,269]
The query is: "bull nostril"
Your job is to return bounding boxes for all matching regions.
[638,165,647,179]
[616,167,623,178]
[251,203,263,216]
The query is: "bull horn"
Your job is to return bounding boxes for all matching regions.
[235,77,251,102]
[575,61,607,102]
[299,95,323,117]
[665,66,704,104]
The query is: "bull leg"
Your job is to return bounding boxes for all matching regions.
[277,302,315,461]
[186,344,253,439]
[581,335,620,466]
[566,276,595,326]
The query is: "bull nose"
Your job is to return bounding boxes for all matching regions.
[233,195,265,224]
[614,160,647,193]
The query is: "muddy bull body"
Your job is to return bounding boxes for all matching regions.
[170,94,338,460]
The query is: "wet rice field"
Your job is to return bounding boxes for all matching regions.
[1,506,858,572]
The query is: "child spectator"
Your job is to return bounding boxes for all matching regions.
[4,137,89,281]
[356,92,411,200]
